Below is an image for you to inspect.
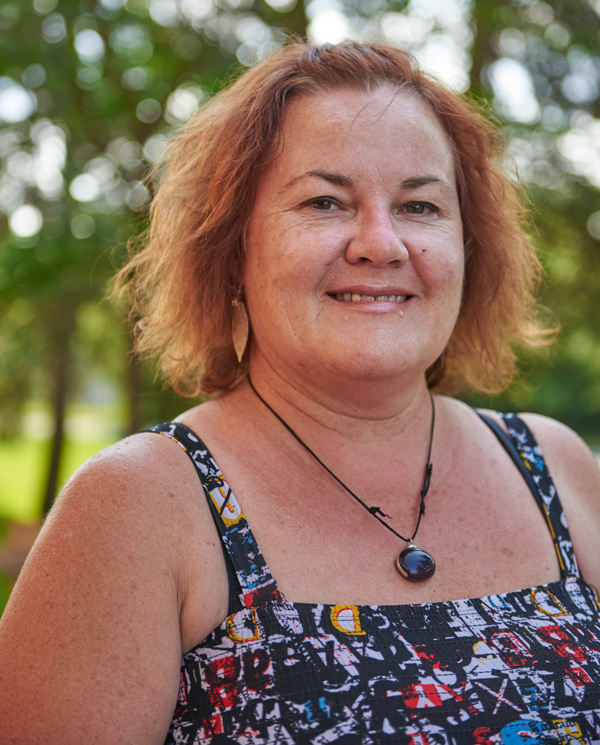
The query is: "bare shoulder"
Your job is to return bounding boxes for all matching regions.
[0,428,227,744]
[520,413,600,589]
[51,430,202,526]
[33,430,218,591]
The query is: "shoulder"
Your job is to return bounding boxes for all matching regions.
[519,413,600,589]
[0,427,227,743]
[47,426,230,632]
[475,406,598,478]
[70,427,197,491]
[48,429,207,549]
[517,413,600,490]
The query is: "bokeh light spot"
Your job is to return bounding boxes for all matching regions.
[137,98,162,123]
[71,213,96,239]
[122,67,151,91]
[75,29,106,64]
[265,0,296,11]
[308,9,348,44]
[143,134,167,162]
[149,0,180,27]
[22,64,46,89]
[42,13,67,44]
[488,57,540,123]
[9,205,43,237]
[0,79,37,123]
[34,0,58,13]
[69,174,100,202]
[587,211,600,241]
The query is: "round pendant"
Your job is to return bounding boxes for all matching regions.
[396,544,436,582]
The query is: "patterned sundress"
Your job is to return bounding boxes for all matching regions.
[148,413,600,744]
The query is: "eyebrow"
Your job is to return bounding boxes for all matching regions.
[285,171,454,194]
[285,170,353,189]
[401,176,453,194]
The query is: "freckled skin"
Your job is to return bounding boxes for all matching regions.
[244,86,464,393]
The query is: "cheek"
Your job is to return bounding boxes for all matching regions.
[430,249,464,282]
[245,226,287,289]
[431,250,465,313]
[447,254,465,283]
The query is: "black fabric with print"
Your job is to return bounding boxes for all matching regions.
[147,415,600,744]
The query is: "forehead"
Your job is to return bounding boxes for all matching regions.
[262,86,456,187]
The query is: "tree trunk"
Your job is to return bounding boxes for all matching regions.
[41,337,70,516]
[125,330,143,436]
[469,0,497,97]
[281,0,309,38]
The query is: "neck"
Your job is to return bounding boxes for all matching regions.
[247,373,434,542]
[246,352,433,445]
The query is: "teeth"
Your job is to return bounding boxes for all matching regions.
[334,293,409,302]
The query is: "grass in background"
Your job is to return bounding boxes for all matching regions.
[0,399,124,523]
[0,436,116,522]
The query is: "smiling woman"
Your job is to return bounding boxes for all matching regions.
[1,40,600,745]
[123,48,545,400]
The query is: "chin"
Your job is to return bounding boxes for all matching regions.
[323,354,427,384]
[328,336,438,376]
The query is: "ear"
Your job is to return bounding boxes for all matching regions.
[231,233,248,286]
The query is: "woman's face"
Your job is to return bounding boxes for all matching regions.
[244,86,464,389]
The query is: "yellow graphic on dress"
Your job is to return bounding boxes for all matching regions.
[227,608,262,643]
[530,588,568,616]
[330,605,366,635]
[520,453,532,471]
[553,718,585,744]
[472,640,495,660]
[210,485,243,526]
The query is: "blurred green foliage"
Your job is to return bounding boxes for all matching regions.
[0,0,599,517]
[0,431,116,521]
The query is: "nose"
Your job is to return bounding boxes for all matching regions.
[345,207,409,266]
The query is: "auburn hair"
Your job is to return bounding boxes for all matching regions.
[119,40,554,396]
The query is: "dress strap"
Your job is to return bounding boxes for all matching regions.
[146,422,284,609]
[478,412,580,579]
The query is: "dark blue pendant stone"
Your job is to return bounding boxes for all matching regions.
[396,544,435,582]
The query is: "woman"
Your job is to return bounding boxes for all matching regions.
[1,41,600,744]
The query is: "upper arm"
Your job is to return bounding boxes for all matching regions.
[520,413,600,591]
[0,435,220,744]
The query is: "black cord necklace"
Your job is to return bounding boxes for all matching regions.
[247,376,436,582]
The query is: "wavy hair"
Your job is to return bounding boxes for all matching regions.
[118,40,554,396]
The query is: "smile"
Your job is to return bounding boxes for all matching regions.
[332,293,409,302]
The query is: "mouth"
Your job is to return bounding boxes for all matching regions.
[329,293,410,303]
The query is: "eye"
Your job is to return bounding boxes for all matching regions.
[405,202,438,215]
[305,197,339,211]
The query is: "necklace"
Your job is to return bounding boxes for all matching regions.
[247,377,436,582]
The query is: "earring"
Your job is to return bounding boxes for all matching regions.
[231,289,249,363]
